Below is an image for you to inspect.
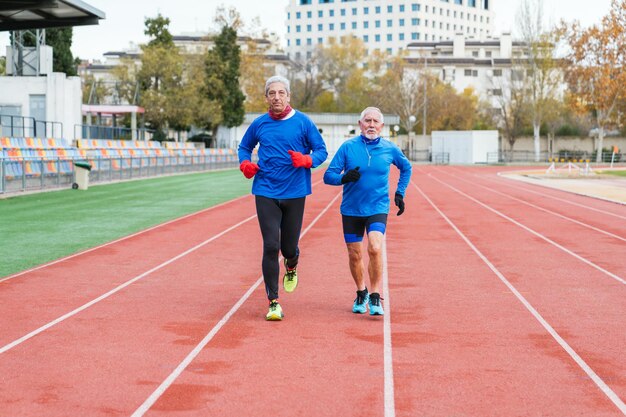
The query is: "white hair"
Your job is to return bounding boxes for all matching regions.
[265,75,290,96]
[359,107,384,123]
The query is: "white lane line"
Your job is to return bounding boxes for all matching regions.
[130,191,342,417]
[2,178,328,284]
[0,216,257,355]
[428,173,626,286]
[440,170,626,243]
[382,238,396,417]
[412,181,626,415]
[1,178,330,354]
[0,194,250,284]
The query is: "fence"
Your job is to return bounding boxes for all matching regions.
[489,150,624,164]
[74,125,154,141]
[0,153,240,195]
[0,115,63,138]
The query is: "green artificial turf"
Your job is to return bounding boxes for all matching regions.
[0,169,251,278]
[599,169,626,177]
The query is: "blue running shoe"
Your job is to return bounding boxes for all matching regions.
[369,292,384,316]
[352,288,369,314]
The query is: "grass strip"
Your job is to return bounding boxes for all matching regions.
[0,169,250,278]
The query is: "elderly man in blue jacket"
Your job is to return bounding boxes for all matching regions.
[323,106,412,316]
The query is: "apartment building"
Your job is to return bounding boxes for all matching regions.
[405,33,539,106]
[285,0,495,61]
[79,34,292,105]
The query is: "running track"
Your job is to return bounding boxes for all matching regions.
[0,166,624,417]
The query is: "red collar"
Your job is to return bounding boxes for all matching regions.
[268,105,293,120]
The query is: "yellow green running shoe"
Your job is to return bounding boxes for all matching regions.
[283,259,298,293]
[265,300,284,321]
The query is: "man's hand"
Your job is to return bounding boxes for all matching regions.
[394,193,405,216]
[288,150,313,168]
[341,166,360,184]
[240,160,259,179]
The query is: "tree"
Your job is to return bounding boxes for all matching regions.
[487,64,532,160]
[315,36,371,109]
[46,27,77,75]
[0,56,5,75]
[205,17,245,134]
[240,40,272,112]
[374,55,425,134]
[288,61,325,112]
[82,74,110,104]
[144,14,174,47]
[15,27,77,74]
[558,0,626,162]
[517,0,563,161]
[137,15,184,133]
[111,57,140,105]
[428,85,479,132]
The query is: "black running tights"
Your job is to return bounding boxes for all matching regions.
[255,195,305,300]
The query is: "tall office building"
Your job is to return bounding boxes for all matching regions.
[285,0,495,61]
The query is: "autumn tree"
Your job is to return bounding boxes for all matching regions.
[558,0,626,162]
[517,0,563,161]
[111,57,140,105]
[428,85,479,131]
[487,64,532,160]
[374,55,425,134]
[288,61,325,112]
[315,36,373,111]
[82,74,110,104]
[240,40,272,112]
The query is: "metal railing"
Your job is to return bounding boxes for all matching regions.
[74,124,154,141]
[0,154,239,195]
[0,114,63,138]
[487,150,624,164]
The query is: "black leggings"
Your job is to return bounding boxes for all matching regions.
[255,195,306,300]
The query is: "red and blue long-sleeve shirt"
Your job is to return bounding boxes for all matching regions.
[238,110,328,199]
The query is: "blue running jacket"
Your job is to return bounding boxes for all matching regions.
[323,135,412,216]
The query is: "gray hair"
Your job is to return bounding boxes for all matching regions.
[265,75,290,96]
[359,107,384,123]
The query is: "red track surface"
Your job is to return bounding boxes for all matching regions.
[0,166,624,417]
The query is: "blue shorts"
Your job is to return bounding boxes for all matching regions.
[341,213,388,243]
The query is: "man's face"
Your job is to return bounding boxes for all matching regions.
[358,112,384,140]
[265,82,291,114]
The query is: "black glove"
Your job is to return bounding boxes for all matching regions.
[341,166,360,184]
[394,193,405,216]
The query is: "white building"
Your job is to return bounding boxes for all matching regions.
[405,32,531,105]
[78,34,293,106]
[1,48,82,139]
[432,130,498,163]
[285,0,494,61]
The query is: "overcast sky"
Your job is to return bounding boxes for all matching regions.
[0,0,614,61]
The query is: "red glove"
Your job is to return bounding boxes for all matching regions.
[240,160,259,179]
[288,150,313,168]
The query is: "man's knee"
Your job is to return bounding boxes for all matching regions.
[367,240,383,257]
[347,244,362,261]
[263,241,280,257]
